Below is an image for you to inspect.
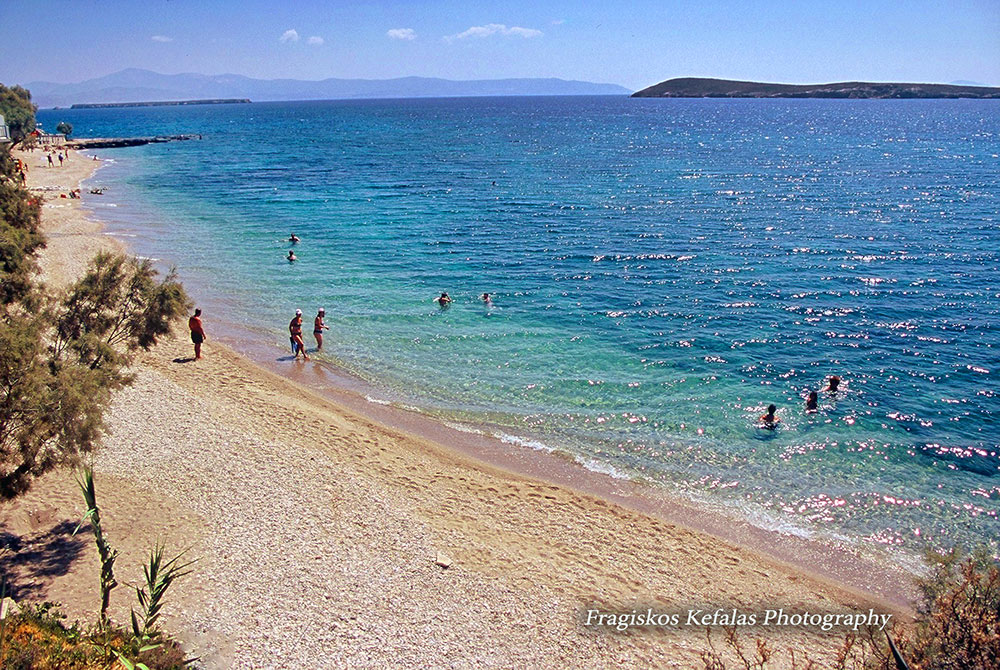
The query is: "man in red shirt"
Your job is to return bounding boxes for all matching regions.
[189,308,206,360]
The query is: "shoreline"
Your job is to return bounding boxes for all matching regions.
[4,147,915,667]
[208,320,919,609]
[87,186,920,607]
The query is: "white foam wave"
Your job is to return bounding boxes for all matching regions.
[491,430,556,453]
[575,457,630,480]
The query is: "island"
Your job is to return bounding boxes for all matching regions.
[632,77,1000,99]
[70,98,251,109]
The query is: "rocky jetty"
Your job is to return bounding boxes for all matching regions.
[67,134,201,149]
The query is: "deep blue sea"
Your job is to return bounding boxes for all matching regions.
[39,97,999,565]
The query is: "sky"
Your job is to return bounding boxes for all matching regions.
[2,0,998,90]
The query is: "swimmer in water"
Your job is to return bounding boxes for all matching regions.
[287,250,297,262]
[805,391,818,413]
[289,233,300,243]
[825,375,841,393]
[481,292,492,305]
[760,404,780,429]
[434,292,452,306]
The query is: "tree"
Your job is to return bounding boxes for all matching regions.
[0,84,37,149]
[0,253,189,497]
[56,121,73,137]
[55,252,188,368]
[0,151,45,305]
[0,123,190,497]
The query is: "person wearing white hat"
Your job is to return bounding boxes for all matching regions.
[289,309,308,360]
[314,308,329,350]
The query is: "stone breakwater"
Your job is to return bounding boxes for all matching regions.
[68,134,201,149]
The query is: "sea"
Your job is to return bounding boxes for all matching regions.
[39,97,999,569]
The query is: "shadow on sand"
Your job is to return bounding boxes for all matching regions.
[0,520,88,601]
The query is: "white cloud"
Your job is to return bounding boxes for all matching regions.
[551,19,566,25]
[307,35,324,45]
[446,24,543,42]
[151,35,172,43]
[279,29,299,43]
[387,28,417,41]
[507,26,543,38]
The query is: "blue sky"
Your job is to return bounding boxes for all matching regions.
[3,0,998,90]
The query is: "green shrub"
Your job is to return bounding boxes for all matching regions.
[0,602,188,670]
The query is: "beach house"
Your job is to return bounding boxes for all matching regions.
[0,114,11,144]
[30,128,66,147]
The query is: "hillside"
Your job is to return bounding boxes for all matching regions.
[28,69,630,107]
[632,77,1000,99]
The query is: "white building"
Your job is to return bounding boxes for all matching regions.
[0,114,11,144]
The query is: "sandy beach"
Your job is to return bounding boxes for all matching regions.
[1,148,915,668]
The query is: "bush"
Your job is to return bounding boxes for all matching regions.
[906,548,1000,669]
[0,602,188,670]
[700,550,1000,670]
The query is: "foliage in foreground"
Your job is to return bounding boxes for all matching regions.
[0,602,188,670]
[71,468,195,670]
[906,548,1000,670]
[700,548,1000,670]
[76,469,119,628]
[0,250,188,498]
[130,544,194,645]
[0,84,193,668]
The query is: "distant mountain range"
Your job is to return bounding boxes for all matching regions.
[27,69,631,107]
[633,77,1000,99]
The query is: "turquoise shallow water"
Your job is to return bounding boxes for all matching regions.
[40,97,999,562]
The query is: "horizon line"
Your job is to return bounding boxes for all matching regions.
[23,68,998,90]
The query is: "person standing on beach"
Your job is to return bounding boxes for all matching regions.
[290,309,309,360]
[58,152,64,166]
[189,308,206,360]
[313,308,329,350]
[47,153,53,167]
